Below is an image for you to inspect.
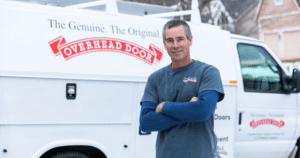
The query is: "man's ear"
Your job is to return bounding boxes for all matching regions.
[188,35,193,46]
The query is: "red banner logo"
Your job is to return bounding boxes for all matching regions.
[48,36,163,65]
[250,119,285,129]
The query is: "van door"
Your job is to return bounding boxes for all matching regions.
[232,40,297,158]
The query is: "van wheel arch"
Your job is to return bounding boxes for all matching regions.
[40,146,107,158]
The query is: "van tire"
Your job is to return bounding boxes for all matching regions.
[49,151,90,158]
[296,146,300,158]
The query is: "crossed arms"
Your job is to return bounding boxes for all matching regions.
[139,90,219,132]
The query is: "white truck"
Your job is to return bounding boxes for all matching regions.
[0,0,300,158]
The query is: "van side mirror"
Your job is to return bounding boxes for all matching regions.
[282,72,292,94]
[291,68,300,93]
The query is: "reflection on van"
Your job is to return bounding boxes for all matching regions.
[238,44,282,93]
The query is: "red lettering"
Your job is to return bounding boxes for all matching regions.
[250,119,285,129]
[49,37,163,65]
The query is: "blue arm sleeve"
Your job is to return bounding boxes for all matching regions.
[140,101,185,132]
[162,90,219,122]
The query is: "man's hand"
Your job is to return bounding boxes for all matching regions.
[190,97,198,102]
[155,101,165,113]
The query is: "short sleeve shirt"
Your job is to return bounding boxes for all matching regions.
[141,60,224,158]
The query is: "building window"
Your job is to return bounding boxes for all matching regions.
[275,0,283,6]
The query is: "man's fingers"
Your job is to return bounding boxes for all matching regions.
[190,97,198,102]
[156,101,165,113]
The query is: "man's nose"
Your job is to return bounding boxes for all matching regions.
[173,41,179,49]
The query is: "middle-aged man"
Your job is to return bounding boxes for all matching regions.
[139,19,225,158]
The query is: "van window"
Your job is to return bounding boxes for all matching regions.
[237,43,283,93]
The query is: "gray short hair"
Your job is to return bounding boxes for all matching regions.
[162,19,192,42]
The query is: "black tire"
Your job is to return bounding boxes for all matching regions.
[296,146,300,158]
[49,151,90,158]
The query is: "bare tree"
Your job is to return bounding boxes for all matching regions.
[124,0,256,34]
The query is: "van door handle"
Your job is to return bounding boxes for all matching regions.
[239,112,242,125]
[139,126,151,135]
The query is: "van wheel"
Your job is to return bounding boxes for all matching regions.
[296,147,300,158]
[49,151,90,158]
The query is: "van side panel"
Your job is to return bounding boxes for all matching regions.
[0,76,135,158]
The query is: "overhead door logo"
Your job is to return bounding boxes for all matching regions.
[48,36,163,65]
[183,77,197,83]
[250,119,285,129]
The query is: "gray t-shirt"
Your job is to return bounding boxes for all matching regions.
[141,60,224,158]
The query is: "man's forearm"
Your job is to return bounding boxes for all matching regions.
[162,90,219,122]
[140,101,185,132]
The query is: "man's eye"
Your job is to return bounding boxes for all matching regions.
[167,40,173,43]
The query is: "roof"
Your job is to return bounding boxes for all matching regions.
[235,0,260,39]
[220,0,254,19]
[256,0,300,21]
[237,0,260,21]
[199,0,255,23]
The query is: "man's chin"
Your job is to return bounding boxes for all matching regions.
[171,57,184,62]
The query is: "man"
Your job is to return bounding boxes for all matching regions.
[139,19,224,158]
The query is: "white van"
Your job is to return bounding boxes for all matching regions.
[0,0,300,158]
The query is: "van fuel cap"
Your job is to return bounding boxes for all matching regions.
[66,83,76,100]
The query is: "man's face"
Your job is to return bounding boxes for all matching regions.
[163,25,193,63]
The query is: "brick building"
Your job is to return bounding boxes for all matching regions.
[257,0,300,61]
